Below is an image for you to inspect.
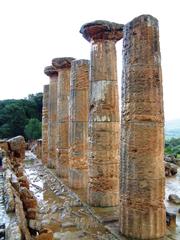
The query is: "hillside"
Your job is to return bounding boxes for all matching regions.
[0,93,42,140]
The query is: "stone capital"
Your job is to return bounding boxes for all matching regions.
[52,57,75,70]
[44,66,58,77]
[80,20,124,42]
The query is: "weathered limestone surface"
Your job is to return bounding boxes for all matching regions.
[80,20,123,206]
[120,15,166,239]
[52,57,75,177]
[42,84,49,165]
[35,228,53,240]
[69,59,89,189]
[8,136,26,160]
[13,188,31,240]
[44,66,58,168]
[7,136,26,178]
[165,162,177,176]
[3,141,38,238]
[4,169,15,212]
[168,194,180,204]
[0,140,8,153]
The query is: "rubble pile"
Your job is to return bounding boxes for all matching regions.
[1,136,52,240]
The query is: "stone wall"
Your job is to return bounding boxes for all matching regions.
[3,136,37,239]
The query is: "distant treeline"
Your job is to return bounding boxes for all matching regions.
[0,93,42,140]
[165,138,180,157]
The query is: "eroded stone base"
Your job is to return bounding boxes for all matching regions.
[68,169,88,189]
[119,204,166,239]
[87,190,119,207]
[57,166,68,178]
[47,162,55,169]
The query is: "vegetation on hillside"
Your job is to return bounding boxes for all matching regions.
[0,93,42,140]
[165,138,180,157]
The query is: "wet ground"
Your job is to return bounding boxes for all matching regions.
[165,168,180,239]
[0,166,20,240]
[165,168,180,222]
[1,151,180,239]
[24,152,117,240]
[0,171,5,240]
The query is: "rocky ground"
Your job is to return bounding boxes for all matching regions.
[0,171,5,240]
[165,167,180,230]
[1,151,180,239]
[24,151,117,240]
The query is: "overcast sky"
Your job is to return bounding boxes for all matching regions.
[0,0,179,121]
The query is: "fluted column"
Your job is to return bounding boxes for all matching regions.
[52,57,75,177]
[80,20,123,206]
[69,59,89,189]
[120,15,166,239]
[42,84,49,165]
[44,66,58,168]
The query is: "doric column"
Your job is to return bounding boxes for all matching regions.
[52,57,75,177]
[42,84,49,165]
[69,59,89,189]
[80,20,123,206]
[44,66,58,168]
[120,15,166,239]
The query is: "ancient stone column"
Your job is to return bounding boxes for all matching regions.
[44,66,58,168]
[36,139,42,159]
[120,15,166,239]
[80,20,123,206]
[68,59,89,189]
[52,57,75,177]
[42,84,49,165]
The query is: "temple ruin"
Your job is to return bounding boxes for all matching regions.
[0,14,167,240]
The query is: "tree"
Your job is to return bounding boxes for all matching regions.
[0,92,42,139]
[24,118,42,140]
[0,103,28,138]
[165,137,180,157]
[27,93,43,121]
